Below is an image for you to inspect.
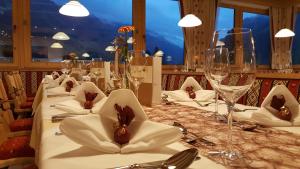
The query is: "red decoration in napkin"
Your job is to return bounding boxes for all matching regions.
[113,104,135,145]
[52,74,59,80]
[83,92,98,109]
[270,95,285,111]
[65,80,74,92]
[185,86,196,99]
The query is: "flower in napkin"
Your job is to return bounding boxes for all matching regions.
[60,89,182,153]
[251,85,300,126]
[60,77,79,92]
[51,71,60,79]
[84,92,98,109]
[185,86,196,99]
[54,82,107,114]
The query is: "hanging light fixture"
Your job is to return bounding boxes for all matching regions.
[178,14,202,72]
[52,32,70,40]
[178,14,202,27]
[82,52,90,57]
[105,46,116,52]
[50,42,63,48]
[59,0,89,17]
[275,28,295,38]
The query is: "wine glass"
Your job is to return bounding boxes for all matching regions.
[60,60,72,75]
[126,50,147,97]
[207,28,256,165]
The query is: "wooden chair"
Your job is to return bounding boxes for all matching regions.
[4,73,32,116]
[11,71,35,102]
[0,79,32,138]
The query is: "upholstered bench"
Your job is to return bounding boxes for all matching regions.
[162,72,300,107]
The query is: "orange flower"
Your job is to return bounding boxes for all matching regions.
[118,26,135,33]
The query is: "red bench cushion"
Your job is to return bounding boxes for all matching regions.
[20,102,33,109]
[9,118,33,132]
[0,136,34,160]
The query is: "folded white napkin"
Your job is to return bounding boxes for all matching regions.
[251,85,300,126]
[165,90,215,102]
[54,98,107,115]
[44,73,68,89]
[60,89,182,153]
[165,76,214,102]
[54,82,107,114]
[60,77,79,87]
[180,77,203,91]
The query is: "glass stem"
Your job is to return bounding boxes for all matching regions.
[135,86,139,98]
[226,102,234,153]
[214,91,219,114]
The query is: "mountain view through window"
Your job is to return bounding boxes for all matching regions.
[0,0,13,63]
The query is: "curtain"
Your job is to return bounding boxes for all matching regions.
[179,0,218,69]
[269,6,297,70]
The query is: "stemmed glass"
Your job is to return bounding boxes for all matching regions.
[206,28,256,165]
[126,50,147,97]
[60,60,72,75]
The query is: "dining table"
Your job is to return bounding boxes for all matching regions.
[30,82,300,169]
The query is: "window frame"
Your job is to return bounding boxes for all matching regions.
[219,2,271,70]
[0,0,21,69]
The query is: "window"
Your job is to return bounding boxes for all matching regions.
[292,13,300,65]
[30,0,132,62]
[0,0,13,63]
[243,12,271,65]
[146,0,184,65]
[216,7,234,30]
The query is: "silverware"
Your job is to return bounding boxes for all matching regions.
[193,100,213,107]
[173,122,216,146]
[111,148,199,169]
[233,107,258,112]
[51,114,75,123]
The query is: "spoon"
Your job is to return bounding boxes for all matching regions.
[112,148,199,169]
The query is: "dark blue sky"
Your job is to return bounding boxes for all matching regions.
[52,0,183,48]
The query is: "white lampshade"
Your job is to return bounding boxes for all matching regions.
[275,28,295,38]
[216,40,225,47]
[178,14,202,27]
[59,0,89,17]
[82,52,90,57]
[154,50,164,57]
[50,42,63,48]
[105,46,116,52]
[127,37,134,44]
[52,32,70,40]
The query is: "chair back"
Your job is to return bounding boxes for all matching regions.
[12,71,27,102]
[4,72,23,108]
[0,79,11,111]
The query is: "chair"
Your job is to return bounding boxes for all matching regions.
[11,71,35,102]
[0,79,32,138]
[4,73,32,116]
[0,136,35,168]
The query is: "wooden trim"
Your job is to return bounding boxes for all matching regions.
[132,0,145,51]
[162,70,300,79]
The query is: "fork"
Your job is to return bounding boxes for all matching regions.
[233,107,258,112]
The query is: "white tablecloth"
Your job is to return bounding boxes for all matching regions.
[30,87,300,169]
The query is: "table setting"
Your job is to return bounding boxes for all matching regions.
[27,28,300,169]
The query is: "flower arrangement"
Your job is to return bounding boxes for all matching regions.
[113,25,136,62]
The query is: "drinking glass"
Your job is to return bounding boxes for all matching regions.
[126,50,147,97]
[60,60,72,75]
[207,28,256,164]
